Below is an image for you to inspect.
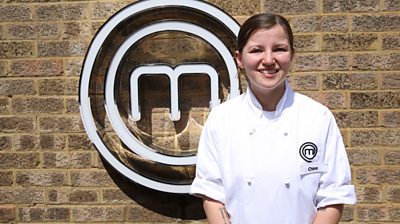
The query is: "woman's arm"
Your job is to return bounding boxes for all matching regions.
[312,204,343,224]
[203,196,231,224]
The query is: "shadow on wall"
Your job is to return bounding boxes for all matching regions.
[102,157,206,220]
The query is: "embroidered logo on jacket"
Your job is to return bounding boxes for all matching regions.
[299,142,318,163]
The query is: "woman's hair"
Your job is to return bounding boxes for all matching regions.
[237,13,294,54]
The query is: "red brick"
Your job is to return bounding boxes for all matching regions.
[356,168,400,184]
[357,205,400,222]
[350,92,399,109]
[381,111,400,127]
[38,41,88,57]
[334,111,378,128]
[0,97,9,115]
[0,152,40,169]
[0,79,36,95]
[0,135,11,151]
[35,3,88,20]
[126,205,178,222]
[43,152,93,168]
[7,23,59,40]
[389,206,400,221]
[351,129,400,147]
[19,206,70,222]
[39,78,79,95]
[14,134,39,151]
[66,97,79,113]
[357,205,390,221]
[384,186,400,203]
[0,62,5,77]
[288,74,319,90]
[383,0,400,11]
[0,116,36,133]
[0,205,15,222]
[0,97,9,114]
[72,206,124,222]
[291,15,348,33]
[65,58,83,77]
[383,34,400,50]
[382,73,400,90]
[68,189,98,203]
[16,170,67,186]
[0,25,3,40]
[102,188,133,203]
[0,41,34,59]
[209,0,260,16]
[62,22,91,39]
[71,170,115,187]
[341,205,354,221]
[384,150,400,165]
[49,188,100,205]
[323,33,379,51]
[91,2,130,19]
[355,185,382,203]
[347,148,381,166]
[302,91,347,109]
[293,53,349,72]
[40,134,67,151]
[0,5,31,21]
[0,188,44,204]
[10,59,63,77]
[67,134,93,150]
[352,14,400,32]
[322,73,377,90]
[351,53,400,70]
[294,34,320,52]
[323,0,379,12]
[0,171,12,186]
[39,115,83,132]
[264,0,318,14]
[12,97,64,114]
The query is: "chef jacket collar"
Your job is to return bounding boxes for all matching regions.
[245,80,291,119]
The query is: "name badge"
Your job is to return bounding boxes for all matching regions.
[300,163,328,175]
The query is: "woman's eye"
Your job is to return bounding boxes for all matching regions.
[249,48,262,53]
[275,47,288,52]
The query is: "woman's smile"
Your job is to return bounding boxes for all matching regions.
[235,25,293,100]
[258,67,279,75]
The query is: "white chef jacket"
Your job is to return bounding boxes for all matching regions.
[190,81,356,224]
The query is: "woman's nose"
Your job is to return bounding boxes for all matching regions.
[262,52,275,66]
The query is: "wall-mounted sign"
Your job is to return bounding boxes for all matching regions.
[79,0,241,193]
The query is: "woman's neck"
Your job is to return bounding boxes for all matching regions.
[251,83,286,111]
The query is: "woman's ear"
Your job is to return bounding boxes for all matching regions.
[235,50,244,69]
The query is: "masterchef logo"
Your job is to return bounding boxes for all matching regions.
[79,0,240,193]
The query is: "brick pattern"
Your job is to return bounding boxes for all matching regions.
[0,0,399,223]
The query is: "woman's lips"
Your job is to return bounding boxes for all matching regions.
[258,68,279,74]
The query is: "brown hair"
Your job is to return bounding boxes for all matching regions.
[237,13,294,54]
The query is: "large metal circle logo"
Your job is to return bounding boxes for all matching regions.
[79,0,240,193]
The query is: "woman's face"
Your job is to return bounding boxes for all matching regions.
[235,25,293,98]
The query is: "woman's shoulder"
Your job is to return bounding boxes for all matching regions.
[205,93,247,122]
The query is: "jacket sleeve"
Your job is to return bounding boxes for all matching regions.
[315,111,357,208]
[190,111,225,204]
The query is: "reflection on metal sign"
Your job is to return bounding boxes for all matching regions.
[130,64,220,121]
[79,0,240,193]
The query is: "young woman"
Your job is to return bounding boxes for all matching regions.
[190,13,356,224]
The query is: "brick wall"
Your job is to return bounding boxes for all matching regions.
[0,0,399,223]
